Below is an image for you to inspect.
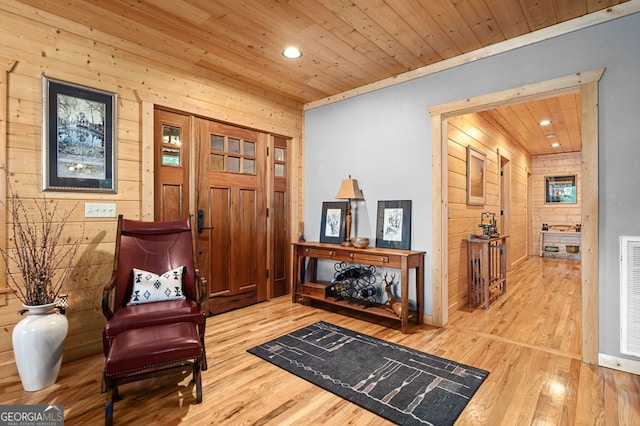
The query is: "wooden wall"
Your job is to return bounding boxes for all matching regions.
[531,152,582,255]
[0,1,303,379]
[447,113,531,313]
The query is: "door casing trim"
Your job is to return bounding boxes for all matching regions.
[429,69,603,364]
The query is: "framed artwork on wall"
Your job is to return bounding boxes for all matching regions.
[466,146,486,205]
[545,175,577,203]
[42,76,117,192]
[376,200,412,250]
[320,201,347,244]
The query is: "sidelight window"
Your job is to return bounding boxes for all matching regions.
[274,147,286,177]
[161,125,182,166]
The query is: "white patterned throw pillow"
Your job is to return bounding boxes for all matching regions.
[127,266,186,305]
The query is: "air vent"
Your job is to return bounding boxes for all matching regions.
[620,236,640,357]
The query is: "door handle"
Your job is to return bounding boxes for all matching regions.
[197,209,214,233]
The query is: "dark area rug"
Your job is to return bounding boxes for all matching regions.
[247,321,489,426]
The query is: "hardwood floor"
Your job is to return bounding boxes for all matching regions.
[449,255,583,357]
[1,256,638,425]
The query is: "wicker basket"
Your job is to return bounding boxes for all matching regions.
[566,245,580,254]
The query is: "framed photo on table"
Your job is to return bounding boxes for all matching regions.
[42,76,117,192]
[376,200,412,250]
[320,201,347,244]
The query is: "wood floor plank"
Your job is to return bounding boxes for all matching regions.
[0,256,638,425]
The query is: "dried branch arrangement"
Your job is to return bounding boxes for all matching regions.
[0,184,80,306]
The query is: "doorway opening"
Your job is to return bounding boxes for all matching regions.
[429,70,602,363]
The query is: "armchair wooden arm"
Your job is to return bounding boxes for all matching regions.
[101,273,117,321]
[194,270,207,307]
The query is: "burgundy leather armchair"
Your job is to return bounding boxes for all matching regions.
[101,215,207,425]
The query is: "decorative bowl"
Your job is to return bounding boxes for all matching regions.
[350,237,370,248]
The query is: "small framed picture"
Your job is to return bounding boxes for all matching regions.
[320,201,347,244]
[545,175,577,203]
[376,200,412,250]
[466,146,486,205]
[42,76,117,192]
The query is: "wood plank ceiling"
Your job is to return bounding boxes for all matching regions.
[13,0,629,155]
[479,93,582,156]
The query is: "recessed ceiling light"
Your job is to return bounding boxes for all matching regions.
[551,142,561,148]
[282,46,302,59]
[546,133,555,138]
[539,119,551,126]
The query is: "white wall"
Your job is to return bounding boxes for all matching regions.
[304,13,640,361]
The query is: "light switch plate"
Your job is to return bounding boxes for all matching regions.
[85,202,116,218]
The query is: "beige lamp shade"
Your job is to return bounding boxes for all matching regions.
[335,176,364,200]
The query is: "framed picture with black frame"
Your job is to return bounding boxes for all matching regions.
[376,200,412,250]
[320,201,348,244]
[545,175,577,203]
[42,76,117,192]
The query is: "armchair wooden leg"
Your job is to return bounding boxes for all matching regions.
[198,323,208,371]
[201,346,208,371]
[105,386,114,426]
[194,362,202,403]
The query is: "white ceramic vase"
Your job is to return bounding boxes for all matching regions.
[12,302,68,391]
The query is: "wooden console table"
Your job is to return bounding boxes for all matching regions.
[465,235,508,309]
[292,242,425,333]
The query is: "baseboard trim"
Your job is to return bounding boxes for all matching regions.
[599,353,640,375]
[422,314,433,326]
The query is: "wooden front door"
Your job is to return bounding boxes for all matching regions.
[155,109,286,315]
[195,118,268,314]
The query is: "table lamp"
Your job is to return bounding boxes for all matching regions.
[335,175,364,246]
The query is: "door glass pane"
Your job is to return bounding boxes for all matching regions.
[162,147,181,166]
[228,156,240,172]
[162,125,182,145]
[244,159,255,174]
[228,138,240,154]
[244,141,255,157]
[210,134,224,151]
[275,163,285,177]
[275,147,285,162]
[211,154,224,171]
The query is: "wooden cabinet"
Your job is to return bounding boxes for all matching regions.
[292,242,425,333]
[465,236,508,309]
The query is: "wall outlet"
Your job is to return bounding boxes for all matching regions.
[85,202,116,218]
